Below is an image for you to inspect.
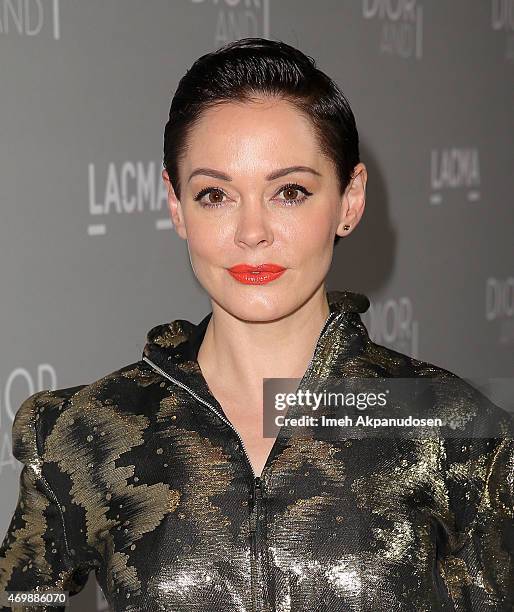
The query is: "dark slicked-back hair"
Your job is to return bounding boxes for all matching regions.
[164,37,361,247]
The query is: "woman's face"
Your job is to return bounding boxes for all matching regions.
[163,97,366,322]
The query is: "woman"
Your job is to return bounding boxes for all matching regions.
[0,37,512,612]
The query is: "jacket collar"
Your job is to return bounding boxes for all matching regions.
[141,289,370,406]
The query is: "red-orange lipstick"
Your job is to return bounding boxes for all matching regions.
[227,263,286,285]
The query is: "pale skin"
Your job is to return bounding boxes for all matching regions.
[163,96,367,477]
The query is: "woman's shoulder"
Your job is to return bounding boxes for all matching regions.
[360,336,514,439]
[11,358,164,458]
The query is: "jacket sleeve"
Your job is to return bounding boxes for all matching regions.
[0,390,95,611]
[439,436,514,610]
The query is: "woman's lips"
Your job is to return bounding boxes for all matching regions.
[227,263,286,285]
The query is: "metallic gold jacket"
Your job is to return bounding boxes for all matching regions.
[1,290,513,612]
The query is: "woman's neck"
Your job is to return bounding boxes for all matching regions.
[197,289,331,396]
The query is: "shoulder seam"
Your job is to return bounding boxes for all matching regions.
[28,391,75,561]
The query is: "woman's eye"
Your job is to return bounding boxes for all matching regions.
[193,187,226,208]
[193,183,312,209]
[276,183,312,206]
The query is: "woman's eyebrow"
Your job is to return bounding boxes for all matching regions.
[187,165,322,183]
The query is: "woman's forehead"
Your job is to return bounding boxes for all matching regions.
[184,107,323,173]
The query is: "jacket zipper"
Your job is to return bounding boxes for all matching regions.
[141,355,258,477]
[141,310,337,480]
[142,308,338,612]
[142,354,265,611]
[249,476,263,612]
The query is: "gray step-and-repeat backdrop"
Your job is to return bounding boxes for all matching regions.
[1,1,513,610]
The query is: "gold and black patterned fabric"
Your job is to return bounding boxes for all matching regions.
[1,290,513,611]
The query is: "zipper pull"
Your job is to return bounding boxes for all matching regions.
[249,476,263,534]
[254,476,263,501]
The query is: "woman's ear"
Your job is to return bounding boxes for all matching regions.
[162,169,188,240]
[335,162,367,238]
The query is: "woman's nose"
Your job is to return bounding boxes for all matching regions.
[233,199,274,248]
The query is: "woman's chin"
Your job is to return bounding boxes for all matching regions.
[216,293,292,323]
